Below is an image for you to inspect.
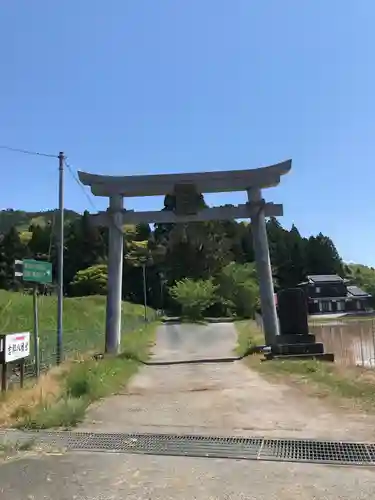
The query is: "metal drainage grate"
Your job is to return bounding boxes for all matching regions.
[366,444,375,462]
[1,431,375,466]
[260,439,372,465]
[22,432,263,461]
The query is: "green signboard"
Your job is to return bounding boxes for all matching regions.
[23,259,52,284]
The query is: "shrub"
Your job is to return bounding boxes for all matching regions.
[69,264,108,296]
[169,278,218,320]
[65,357,138,401]
[216,262,259,318]
[16,397,87,429]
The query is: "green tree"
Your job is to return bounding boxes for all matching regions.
[28,223,54,260]
[122,230,167,305]
[305,233,343,276]
[70,264,108,296]
[169,278,218,320]
[0,227,27,289]
[134,223,151,241]
[216,262,259,318]
[64,211,107,290]
[267,217,290,288]
[346,264,375,307]
[285,225,306,286]
[154,193,233,283]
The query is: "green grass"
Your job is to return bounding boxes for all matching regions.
[16,397,89,429]
[235,319,265,356]
[0,290,158,429]
[235,320,375,410]
[14,321,157,429]
[0,290,152,361]
[256,358,375,409]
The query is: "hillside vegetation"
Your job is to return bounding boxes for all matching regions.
[0,191,360,319]
[0,290,149,361]
[0,208,79,233]
[0,291,157,429]
[346,264,375,305]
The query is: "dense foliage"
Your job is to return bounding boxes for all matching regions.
[345,264,375,308]
[0,196,370,315]
[216,262,260,318]
[170,278,218,319]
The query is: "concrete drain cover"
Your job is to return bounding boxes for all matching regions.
[1,430,374,466]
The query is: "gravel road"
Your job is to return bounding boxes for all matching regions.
[81,322,375,441]
[1,322,375,499]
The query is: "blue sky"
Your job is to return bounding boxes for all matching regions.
[1,1,374,265]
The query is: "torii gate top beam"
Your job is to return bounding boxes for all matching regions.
[78,159,291,198]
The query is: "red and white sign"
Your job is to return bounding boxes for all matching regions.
[4,332,30,363]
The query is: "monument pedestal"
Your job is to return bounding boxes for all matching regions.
[265,288,335,362]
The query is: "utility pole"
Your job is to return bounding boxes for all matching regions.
[159,270,166,316]
[142,261,148,322]
[33,284,40,378]
[57,152,64,364]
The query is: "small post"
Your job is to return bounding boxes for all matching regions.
[105,195,124,354]
[159,271,165,316]
[57,151,65,364]
[33,284,40,378]
[20,360,25,389]
[1,363,7,393]
[142,262,148,322]
[248,187,279,345]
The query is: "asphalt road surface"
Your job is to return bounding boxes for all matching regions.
[1,451,375,500]
[1,322,375,499]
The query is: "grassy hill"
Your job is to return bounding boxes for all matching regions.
[0,290,152,363]
[347,262,375,275]
[0,290,157,429]
[0,209,80,233]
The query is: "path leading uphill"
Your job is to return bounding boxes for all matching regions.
[80,322,375,441]
[2,322,375,499]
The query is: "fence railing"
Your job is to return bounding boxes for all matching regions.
[6,313,156,389]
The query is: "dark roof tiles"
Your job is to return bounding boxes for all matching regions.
[347,285,370,297]
[307,274,344,283]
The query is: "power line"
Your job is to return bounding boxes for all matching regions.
[1,143,59,262]
[64,159,98,212]
[0,145,58,158]
[64,160,111,245]
[67,161,124,236]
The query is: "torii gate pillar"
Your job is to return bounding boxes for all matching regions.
[247,187,279,342]
[78,160,291,353]
[106,195,124,353]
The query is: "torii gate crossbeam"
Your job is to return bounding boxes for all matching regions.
[78,160,292,352]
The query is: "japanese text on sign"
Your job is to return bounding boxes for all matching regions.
[4,332,30,363]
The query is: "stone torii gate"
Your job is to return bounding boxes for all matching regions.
[78,159,291,353]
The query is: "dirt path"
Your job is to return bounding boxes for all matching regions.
[2,323,375,500]
[80,323,375,441]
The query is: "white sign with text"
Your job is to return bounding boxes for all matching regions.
[4,332,30,363]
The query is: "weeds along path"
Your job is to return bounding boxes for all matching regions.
[79,323,375,441]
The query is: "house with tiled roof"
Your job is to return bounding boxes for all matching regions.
[297,274,372,315]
